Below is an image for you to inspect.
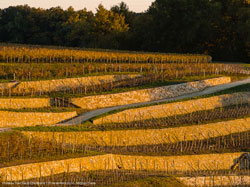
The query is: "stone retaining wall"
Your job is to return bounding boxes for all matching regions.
[10,74,141,94]
[22,117,250,146]
[0,98,51,109]
[72,77,231,110]
[0,153,243,182]
[0,111,77,128]
[0,154,114,182]
[93,92,250,125]
[113,153,242,172]
[178,176,250,186]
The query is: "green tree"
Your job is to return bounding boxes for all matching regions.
[0,5,33,43]
[111,2,135,25]
[209,0,250,61]
[91,4,129,48]
[64,8,94,47]
[147,0,216,53]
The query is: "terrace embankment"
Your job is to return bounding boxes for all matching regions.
[22,117,250,146]
[72,77,231,110]
[0,152,243,182]
[178,176,250,186]
[7,74,141,94]
[93,91,250,124]
[0,98,51,109]
[0,111,77,128]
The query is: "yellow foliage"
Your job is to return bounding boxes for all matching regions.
[0,45,212,63]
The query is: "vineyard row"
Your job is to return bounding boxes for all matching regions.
[0,46,212,63]
[0,62,243,81]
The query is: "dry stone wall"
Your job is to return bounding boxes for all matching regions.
[113,153,242,172]
[0,154,115,182]
[72,77,231,110]
[10,74,141,94]
[22,117,250,146]
[0,98,51,109]
[0,111,77,128]
[0,153,243,182]
[93,92,250,125]
[178,176,250,186]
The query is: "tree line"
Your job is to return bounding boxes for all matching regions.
[0,0,250,62]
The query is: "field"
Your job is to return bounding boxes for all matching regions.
[0,44,250,186]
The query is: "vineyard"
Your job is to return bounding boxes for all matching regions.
[0,44,212,64]
[0,44,250,186]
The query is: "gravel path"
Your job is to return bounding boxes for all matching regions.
[56,77,250,126]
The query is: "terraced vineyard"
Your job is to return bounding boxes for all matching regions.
[0,44,250,186]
